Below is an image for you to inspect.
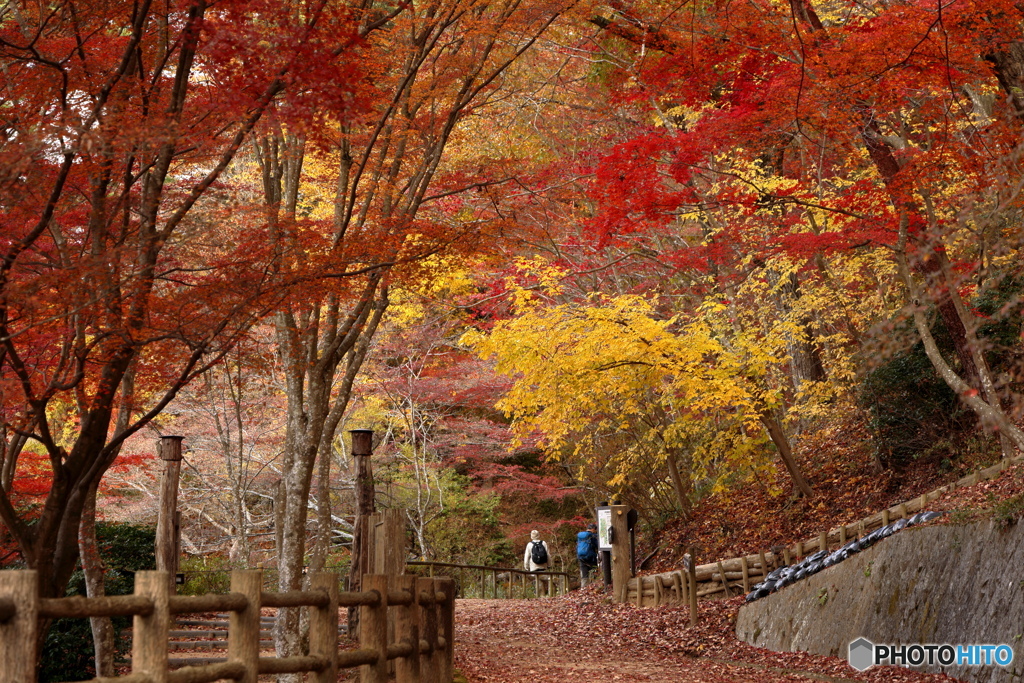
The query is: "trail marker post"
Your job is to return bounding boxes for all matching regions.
[609,505,632,603]
[155,436,184,592]
[348,429,375,637]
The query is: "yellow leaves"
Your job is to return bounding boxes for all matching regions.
[387,254,477,328]
[463,288,801,497]
[503,257,570,313]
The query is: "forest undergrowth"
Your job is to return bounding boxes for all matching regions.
[644,415,1020,574]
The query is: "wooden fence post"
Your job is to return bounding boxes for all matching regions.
[819,532,827,553]
[360,575,388,683]
[310,572,339,683]
[369,510,406,576]
[740,556,750,594]
[394,575,420,683]
[156,436,184,592]
[687,548,698,627]
[610,505,631,603]
[228,570,262,683]
[0,570,38,683]
[417,578,438,683]
[132,570,171,683]
[716,561,731,598]
[430,580,446,680]
[438,577,456,683]
[349,428,376,639]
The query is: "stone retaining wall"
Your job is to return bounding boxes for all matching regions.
[736,520,1024,682]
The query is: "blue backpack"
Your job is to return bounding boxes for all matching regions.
[576,530,598,564]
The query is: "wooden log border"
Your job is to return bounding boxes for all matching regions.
[626,454,1023,608]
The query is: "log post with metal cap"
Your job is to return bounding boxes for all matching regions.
[155,436,184,592]
[610,504,631,603]
[348,429,375,638]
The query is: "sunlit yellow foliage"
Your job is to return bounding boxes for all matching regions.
[463,289,791,503]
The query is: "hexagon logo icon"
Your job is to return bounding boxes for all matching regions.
[849,637,875,671]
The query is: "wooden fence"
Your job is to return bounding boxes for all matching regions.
[628,454,1024,607]
[0,569,454,683]
[407,561,572,599]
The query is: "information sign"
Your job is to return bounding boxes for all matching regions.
[596,506,613,550]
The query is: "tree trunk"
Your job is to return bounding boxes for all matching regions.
[307,441,333,573]
[79,485,116,678]
[664,450,693,516]
[759,410,814,498]
[987,41,1024,122]
[894,221,1024,454]
[779,272,826,390]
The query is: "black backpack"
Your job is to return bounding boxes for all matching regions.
[530,540,548,565]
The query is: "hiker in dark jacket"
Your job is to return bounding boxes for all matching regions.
[576,523,599,586]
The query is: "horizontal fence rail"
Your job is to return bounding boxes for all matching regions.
[629,454,1024,607]
[406,560,572,599]
[0,570,454,683]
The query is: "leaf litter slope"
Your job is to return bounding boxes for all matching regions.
[454,587,954,683]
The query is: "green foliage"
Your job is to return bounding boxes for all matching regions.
[425,473,509,566]
[179,555,232,596]
[860,337,973,467]
[994,493,1024,528]
[861,277,1023,468]
[39,523,155,683]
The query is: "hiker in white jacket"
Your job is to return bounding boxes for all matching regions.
[523,529,550,572]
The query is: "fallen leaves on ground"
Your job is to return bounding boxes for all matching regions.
[454,586,955,682]
[646,415,1019,573]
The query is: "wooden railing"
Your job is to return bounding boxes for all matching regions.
[0,569,454,683]
[629,454,1024,607]
[407,561,573,598]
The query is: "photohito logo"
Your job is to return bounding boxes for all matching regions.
[848,637,1015,672]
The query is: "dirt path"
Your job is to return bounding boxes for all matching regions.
[452,595,956,683]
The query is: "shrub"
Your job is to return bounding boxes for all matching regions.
[994,493,1024,528]
[179,554,232,595]
[38,523,155,683]
[860,338,974,467]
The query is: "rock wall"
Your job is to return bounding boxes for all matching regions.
[736,520,1024,682]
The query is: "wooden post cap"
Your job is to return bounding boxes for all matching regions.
[158,436,184,461]
[350,429,374,456]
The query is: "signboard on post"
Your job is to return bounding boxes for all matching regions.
[596,506,613,550]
